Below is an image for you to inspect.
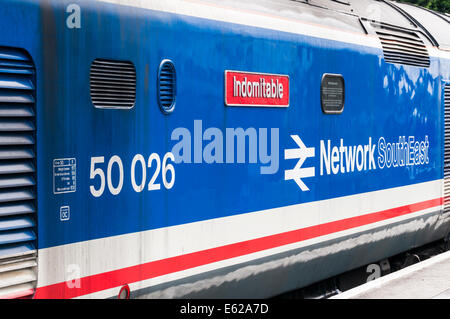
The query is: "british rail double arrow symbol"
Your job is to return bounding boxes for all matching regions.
[284,135,315,191]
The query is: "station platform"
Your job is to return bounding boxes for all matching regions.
[330,250,450,299]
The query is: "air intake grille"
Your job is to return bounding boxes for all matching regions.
[444,85,450,218]
[0,47,37,299]
[90,59,136,109]
[158,60,176,114]
[372,23,430,68]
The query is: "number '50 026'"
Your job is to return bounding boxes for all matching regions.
[89,153,175,197]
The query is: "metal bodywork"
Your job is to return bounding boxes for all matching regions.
[0,0,448,298]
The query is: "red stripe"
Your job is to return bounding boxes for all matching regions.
[33,197,443,299]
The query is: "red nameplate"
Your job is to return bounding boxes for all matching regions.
[224,70,289,107]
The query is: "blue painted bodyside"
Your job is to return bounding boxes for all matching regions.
[0,0,446,251]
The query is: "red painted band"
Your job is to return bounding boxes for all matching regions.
[33,197,443,299]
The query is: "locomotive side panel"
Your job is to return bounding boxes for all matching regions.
[34,0,447,298]
[0,0,447,298]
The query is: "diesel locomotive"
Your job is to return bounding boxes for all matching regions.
[0,0,449,299]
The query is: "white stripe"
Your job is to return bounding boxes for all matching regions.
[97,0,382,49]
[80,208,442,299]
[96,0,450,60]
[428,47,450,59]
[37,179,442,290]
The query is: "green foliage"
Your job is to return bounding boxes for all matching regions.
[396,0,450,13]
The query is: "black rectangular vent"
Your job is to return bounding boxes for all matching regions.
[90,59,136,109]
[444,85,450,218]
[371,22,430,68]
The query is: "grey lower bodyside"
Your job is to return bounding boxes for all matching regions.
[122,210,450,299]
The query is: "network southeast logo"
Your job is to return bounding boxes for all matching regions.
[283,135,430,191]
[169,121,430,192]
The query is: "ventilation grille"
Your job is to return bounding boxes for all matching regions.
[158,60,176,114]
[372,22,430,68]
[0,47,37,299]
[444,85,450,218]
[90,59,136,109]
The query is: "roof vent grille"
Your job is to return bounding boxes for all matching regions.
[372,22,430,68]
[90,59,136,109]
